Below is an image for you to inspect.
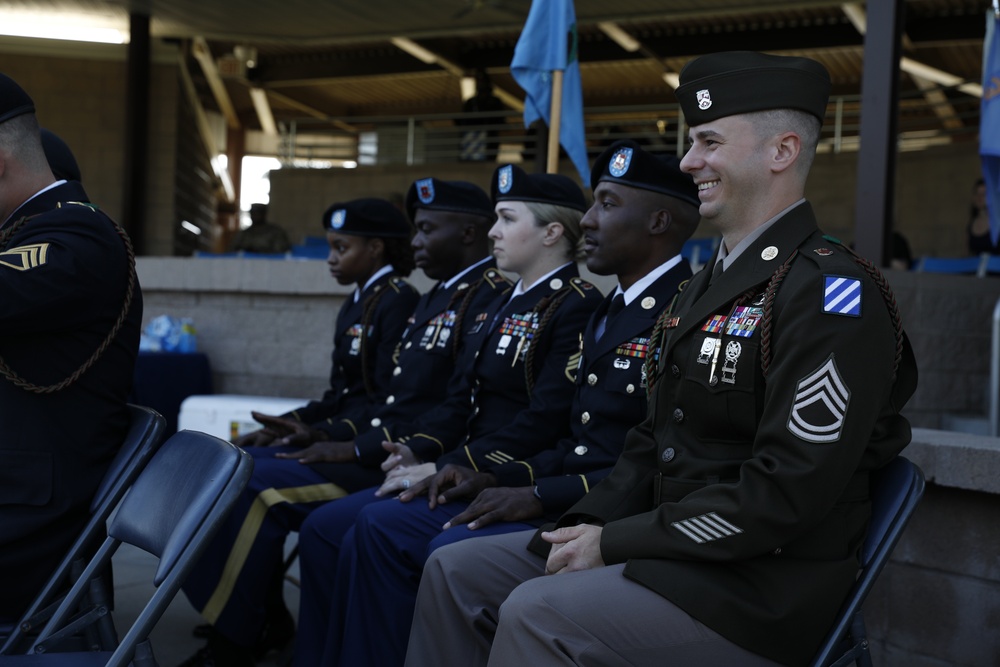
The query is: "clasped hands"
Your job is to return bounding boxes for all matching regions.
[236,412,357,463]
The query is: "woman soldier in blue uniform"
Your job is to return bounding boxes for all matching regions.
[178,198,419,667]
[234,199,418,446]
[290,164,604,666]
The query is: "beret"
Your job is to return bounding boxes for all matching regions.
[590,140,699,207]
[491,164,587,212]
[0,72,35,125]
[40,129,82,182]
[405,178,494,222]
[321,198,413,238]
[676,51,831,126]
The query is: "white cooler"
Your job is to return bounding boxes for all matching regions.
[178,394,310,441]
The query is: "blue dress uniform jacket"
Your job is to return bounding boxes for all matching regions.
[489,261,692,514]
[288,272,418,427]
[551,203,918,666]
[405,263,603,470]
[312,262,511,469]
[0,182,141,620]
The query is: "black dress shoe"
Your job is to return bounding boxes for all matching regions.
[252,604,295,660]
[176,635,255,667]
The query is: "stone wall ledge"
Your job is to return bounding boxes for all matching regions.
[906,428,1000,495]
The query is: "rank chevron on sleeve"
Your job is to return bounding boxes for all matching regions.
[787,354,850,444]
[0,243,49,271]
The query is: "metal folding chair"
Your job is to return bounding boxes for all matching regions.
[0,430,254,667]
[810,456,926,667]
[1,405,167,655]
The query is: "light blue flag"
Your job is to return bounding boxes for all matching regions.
[511,0,589,185]
[981,8,1000,244]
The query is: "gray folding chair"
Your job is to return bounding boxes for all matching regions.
[810,456,926,667]
[0,430,254,667]
[1,405,167,655]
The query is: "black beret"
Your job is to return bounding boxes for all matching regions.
[676,51,831,126]
[590,140,699,207]
[40,129,82,182]
[405,178,494,222]
[321,198,413,238]
[491,164,587,212]
[0,72,35,125]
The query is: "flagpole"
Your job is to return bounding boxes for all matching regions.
[546,69,564,173]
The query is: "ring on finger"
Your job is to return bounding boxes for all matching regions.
[402,479,411,489]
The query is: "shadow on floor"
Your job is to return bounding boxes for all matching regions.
[110,539,300,666]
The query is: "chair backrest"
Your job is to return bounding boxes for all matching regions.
[0,404,166,655]
[980,254,1000,277]
[22,430,253,667]
[914,255,985,274]
[810,456,925,667]
[91,405,168,513]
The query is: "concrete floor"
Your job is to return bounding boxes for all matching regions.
[111,538,300,667]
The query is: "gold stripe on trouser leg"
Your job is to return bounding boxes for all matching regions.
[201,483,347,623]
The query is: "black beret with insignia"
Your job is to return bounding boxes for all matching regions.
[405,178,494,222]
[590,140,699,207]
[40,129,82,182]
[491,164,588,212]
[321,198,413,238]
[0,72,35,126]
[676,51,831,126]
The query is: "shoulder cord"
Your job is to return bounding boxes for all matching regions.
[448,278,483,361]
[759,245,904,381]
[644,280,687,396]
[358,277,395,398]
[523,286,572,393]
[0,211,137,394]
[835,243,905,380]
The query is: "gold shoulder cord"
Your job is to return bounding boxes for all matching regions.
[0,206,137,393]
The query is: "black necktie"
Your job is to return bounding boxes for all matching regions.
[710,260,724,284]
[607,294,626,321]
[596,294,625,342]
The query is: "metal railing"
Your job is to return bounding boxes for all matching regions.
[273,86,982,167]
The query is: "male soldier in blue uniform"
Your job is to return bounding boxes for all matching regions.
[0,73,142,621]
[407,51,918,667]
[292,148,701,666]
[178,180,506,667]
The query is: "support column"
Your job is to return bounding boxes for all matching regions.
[852,0,904,266]
[122,13,150,254]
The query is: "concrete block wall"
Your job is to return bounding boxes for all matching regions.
[888,270,1000,429]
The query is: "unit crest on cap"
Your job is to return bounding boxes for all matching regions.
[609,147,633,177]
[498,165,513,194]
[416,178,435,204]
[697,89,713,110]
[330,209,346,229]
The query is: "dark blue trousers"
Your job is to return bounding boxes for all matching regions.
[296,488,537,666]
[180,447,382,646]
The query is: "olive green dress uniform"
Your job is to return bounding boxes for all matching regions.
[552,202,918,665]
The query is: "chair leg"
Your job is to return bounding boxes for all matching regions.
[851,613,872,667]
[88,575,120,651]
[131,638,159,667]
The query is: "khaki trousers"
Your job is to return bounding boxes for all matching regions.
[406,530,782,667]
